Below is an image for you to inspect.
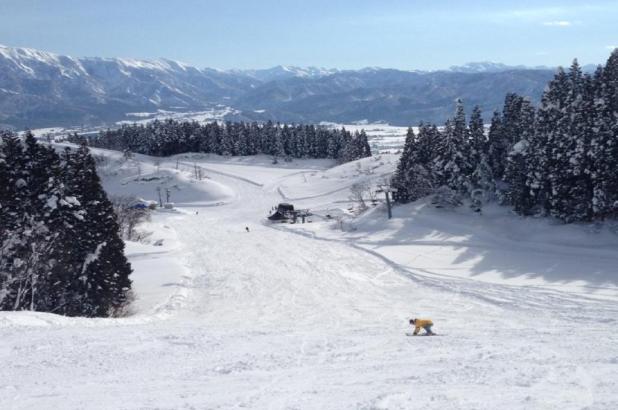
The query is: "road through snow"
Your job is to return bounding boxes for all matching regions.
[1,156,617,409]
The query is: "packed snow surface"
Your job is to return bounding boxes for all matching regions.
[1,150,617,409]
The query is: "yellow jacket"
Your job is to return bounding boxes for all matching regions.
[413,319,433,335]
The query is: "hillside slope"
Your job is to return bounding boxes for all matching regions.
[1,149,617,409]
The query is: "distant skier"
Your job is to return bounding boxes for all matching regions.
[410,318,435,336]
[245,226,250,232]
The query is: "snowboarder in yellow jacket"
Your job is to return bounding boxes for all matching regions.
[410,318,435,335]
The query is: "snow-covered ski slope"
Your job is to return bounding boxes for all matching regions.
[2,150,617,409]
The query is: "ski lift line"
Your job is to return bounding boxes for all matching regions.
[277,171,393,201]
[178,161,263,187]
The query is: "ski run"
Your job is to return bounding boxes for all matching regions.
[2,148,617,410]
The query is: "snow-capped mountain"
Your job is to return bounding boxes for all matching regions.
[448,61,536,73]
[448,61,601,74]
[0,44,256,128]
[0,44,557,129]
[231,65,340,82]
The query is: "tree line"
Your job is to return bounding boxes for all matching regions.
[75,120,372,163]
[392,51,618,223]
[0,132,132,316]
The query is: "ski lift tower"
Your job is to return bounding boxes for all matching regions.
[376,185,397,219]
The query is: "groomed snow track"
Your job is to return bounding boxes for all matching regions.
[1,152,617,409]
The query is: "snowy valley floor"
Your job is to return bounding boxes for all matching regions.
[1,152,618,409]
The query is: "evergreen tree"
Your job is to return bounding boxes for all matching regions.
[415,123,439,165]
[391,128,417,203]
[503,139,532,213]
[544,62,585,220]
[469,105,486,163]
[357,130,372,158]
[469,156,495,211]
[272,126,285,162]
[1,133,76,311]
[590,65,618,219]
[502,99,535,213]
[80,120,364,163]
[0,132,24,307]
[389,52,618,223]
[487,110,505,179]
[64,143,132,316]
[563,68,595,221]
[432,101,472,194]
[593,50,618,219]
[467,106,494,209]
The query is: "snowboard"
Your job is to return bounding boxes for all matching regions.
[406,333,441,337]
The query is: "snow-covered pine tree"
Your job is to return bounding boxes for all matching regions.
[315,127,329,159]
[11,132,57,310]
[391,127,416,203]
[415,123,439,165]
[486,94,524,183]
[467,106,494,210]
[469,105,486,163]
[305,125,316,158]
[357,130,372,158]
[36,145,87,313]
[592,50,618,219]
[231,123,243,156]
[502,98,535,213]
[81,119,360,163]
[404,163,435,203]
[544,62,585,221]
[392,125,437,204]
[272,126,285,163]
[589,64,618,219]
[281,124,294,159]
[202,122,218,153]
[469,156,495,211]
[0,133,76,311]
[605,49,618,113]
[0,131,17,232]
[502,93,524,146]
[486,110,505,180]
[326,130,340,159]
[219,122,234,156]
[503,139,532,213]
[305,125,313,157]
[562,68,596,221]
[64,143,132,316]
[432,100,472,195]
[527,69,566,216]
[453,99,472,175]
[290,126,303,158]
[341,130,362,163]
[0,132,22,307]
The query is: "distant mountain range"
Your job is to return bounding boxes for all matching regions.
[0,44,579,129]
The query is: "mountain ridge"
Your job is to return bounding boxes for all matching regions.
[0,44,560,129]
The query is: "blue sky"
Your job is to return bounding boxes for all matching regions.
[0,0,616,69]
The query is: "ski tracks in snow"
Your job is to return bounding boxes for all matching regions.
[2,157,617,409]
[164,165,615,409]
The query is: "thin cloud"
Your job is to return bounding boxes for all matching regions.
[543,21,572,27]
[606,45,617,50]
